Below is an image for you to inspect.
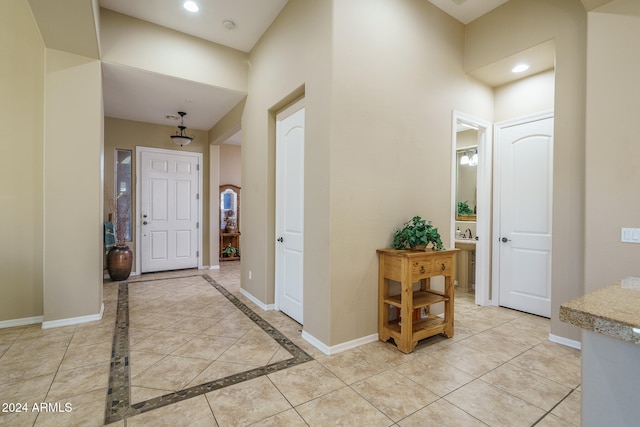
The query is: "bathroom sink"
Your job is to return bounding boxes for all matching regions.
[455,239,476,249]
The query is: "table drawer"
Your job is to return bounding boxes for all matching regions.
[411,259,433,278]
[432,257,452,276]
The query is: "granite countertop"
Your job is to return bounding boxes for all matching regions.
[560,283,640,344]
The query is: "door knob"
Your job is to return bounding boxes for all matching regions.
[501,237,511,243]
[143,221,148,225]
[277,237,284,243]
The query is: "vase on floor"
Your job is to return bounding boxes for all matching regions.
[107,245,133,281]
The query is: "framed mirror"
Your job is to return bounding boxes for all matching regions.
[220,184,240,233]
[456,141,477,222]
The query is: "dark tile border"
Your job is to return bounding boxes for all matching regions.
[105,274,312,424]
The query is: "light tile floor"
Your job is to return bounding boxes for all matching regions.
[0,262,581,426]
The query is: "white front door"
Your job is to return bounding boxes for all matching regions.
[139,148,200,273]
[495,114,554,317]
[275,99,305,324]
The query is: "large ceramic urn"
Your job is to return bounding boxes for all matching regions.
[107,245,133,281]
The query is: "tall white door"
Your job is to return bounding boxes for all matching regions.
[275,100,305,324]
[495,115,554,317]
[140,149,200,273]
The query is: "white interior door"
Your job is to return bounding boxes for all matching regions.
[275,100,305,324]
[495,114,553,317]
[139,148,200,273]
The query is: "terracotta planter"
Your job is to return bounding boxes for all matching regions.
[107,245,133,281]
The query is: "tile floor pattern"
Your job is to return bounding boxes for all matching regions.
[0,262,581,426]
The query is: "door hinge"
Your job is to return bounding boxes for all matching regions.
[196,222,199,229]
[196,193,199,200]
[196,164,200,171]
[196,251,199,257]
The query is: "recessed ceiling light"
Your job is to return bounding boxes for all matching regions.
[512,63,530,73]
[223,20,236,30]
[183,1,199,13]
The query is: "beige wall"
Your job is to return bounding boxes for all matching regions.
[43,49,103,322]
[209,99,245,145]
[100,9,248,93]
[243,0,493,347]
[328,0,493,346]
[243,0,333,343]
[0,0,45,322]
[219,144,241,187]
[104,118,212,269]
[466,0,587,341]
[494,69,556,122]
[584,2,640,292]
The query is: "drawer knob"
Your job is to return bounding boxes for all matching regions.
[420,265,425,273]
[441,263,445,271]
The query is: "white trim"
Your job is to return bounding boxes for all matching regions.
[301,331,379,356]
[491,110,554,308]
[239,288,275,311]
[136,146,203,274]
[494,109,554,128]
[276,96,305,121]
[41,304,104,329]
[0,315,43,329]
[208,265,221,270]
[451,111,492,307]
[301,330,330,355]
[549,333,581,350]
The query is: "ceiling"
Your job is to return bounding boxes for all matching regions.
[428,0,510,24]
[99,0,550,139]
[99,0,289,53]
[99,0,288,135]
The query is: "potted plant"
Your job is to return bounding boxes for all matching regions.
[222,243,238,258]
[457,201,476,221]
[106,191,133,281]
[391,215,445,251]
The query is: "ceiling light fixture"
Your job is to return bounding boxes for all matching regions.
[183,1,199,13]
[223,20,236,30]
[170,112,195,147]
[512,63,530,73]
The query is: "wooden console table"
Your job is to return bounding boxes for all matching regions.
[377,248,458,353]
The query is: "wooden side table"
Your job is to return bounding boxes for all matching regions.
[377,248,459,353]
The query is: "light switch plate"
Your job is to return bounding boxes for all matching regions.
[621,228,640,243]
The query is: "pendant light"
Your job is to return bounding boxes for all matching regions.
[170,112,195,147]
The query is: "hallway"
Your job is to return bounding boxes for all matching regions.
[0,263,580,426]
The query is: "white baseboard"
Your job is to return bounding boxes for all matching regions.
[301,330,379,356]
[41,304,104,329]
[208,265,220,270]
[549,333,582,350]
[0,315,44,329]
[239,288,275,311]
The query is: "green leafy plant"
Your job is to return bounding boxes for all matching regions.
[391,215,444,251]
[222,243,238,257]
[457,201,474,215]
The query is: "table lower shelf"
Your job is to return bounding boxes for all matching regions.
[380,313,451,353]
[384,290,448,308]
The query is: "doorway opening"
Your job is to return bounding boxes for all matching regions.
[451,111,492,307]
[274,97,305,324]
